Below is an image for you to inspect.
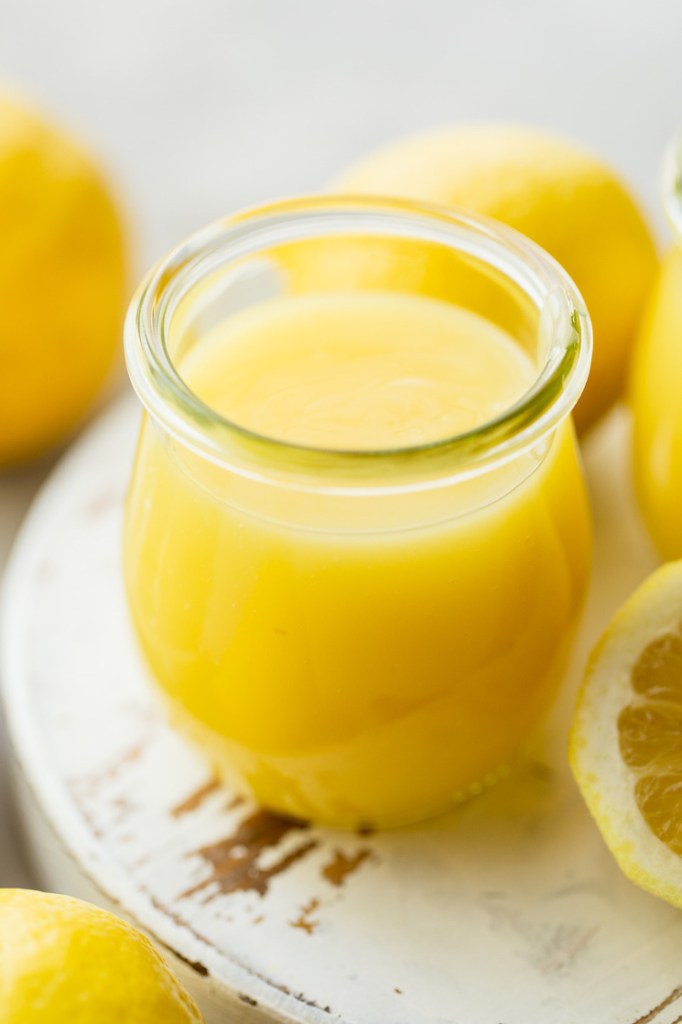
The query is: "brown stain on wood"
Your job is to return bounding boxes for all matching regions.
[172,950,209,977]
[144,875,334,1017]
[290,898,320,935]
[321,848,372,887]
[181,809,318,899]
[149,894,213,945]
[72,738,148,798]
[171,778,221,818]
[630,985,682,1023]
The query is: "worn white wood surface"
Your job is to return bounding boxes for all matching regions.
[5,397,682,1023]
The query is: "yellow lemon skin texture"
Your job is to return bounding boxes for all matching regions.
[325,124,657,434]
[0,97,127,466]
[0,889,204,1023]
[631,246,682,558]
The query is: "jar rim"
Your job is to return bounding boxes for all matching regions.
[125,195,592,487]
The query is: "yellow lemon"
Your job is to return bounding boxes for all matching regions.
[570,562,682,907]
[329,124,658,433]
[0,96,127,465]
[630,245,682,559]
[0,889,204,1023]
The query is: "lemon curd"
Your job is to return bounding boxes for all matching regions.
[124,198,592,828]
[182,294,535,449]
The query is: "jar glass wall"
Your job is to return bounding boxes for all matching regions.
[124,196,592,828]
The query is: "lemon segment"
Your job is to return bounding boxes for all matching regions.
[571,562,682,907]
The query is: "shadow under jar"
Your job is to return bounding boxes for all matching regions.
[124,196,592,829]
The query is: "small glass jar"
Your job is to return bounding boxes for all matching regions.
[632,138,682,558]
[124,196,592,829]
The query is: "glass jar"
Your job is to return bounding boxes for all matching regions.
[124,196,592,829]
[632,138,682,558]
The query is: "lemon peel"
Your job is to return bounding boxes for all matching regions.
[0,889,204,1023]
[0,96,127,465]
[333,124,658,433]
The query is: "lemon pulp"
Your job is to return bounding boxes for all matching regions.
[618,627,682,854]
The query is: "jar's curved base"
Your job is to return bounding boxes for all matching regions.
[124,410,591,831]
[157,647,577,831]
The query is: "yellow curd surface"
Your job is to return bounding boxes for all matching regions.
[124,291,590,826]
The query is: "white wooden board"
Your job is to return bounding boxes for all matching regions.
[5,396,682,1024]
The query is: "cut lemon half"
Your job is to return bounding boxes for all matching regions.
[571,561,682,906]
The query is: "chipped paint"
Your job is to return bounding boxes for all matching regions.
[290,898,320,935]
[182,810,319,898]
[238,994,259,1007]
[71,736,149,797]
[171,777,221,818]
[321,848,372,887]
[630,985,682,1024]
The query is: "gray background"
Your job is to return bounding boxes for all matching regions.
[0,0,680,886]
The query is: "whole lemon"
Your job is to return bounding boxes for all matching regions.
[331,125,658,433]
[0,97,127,465]
[0,889,204,1023]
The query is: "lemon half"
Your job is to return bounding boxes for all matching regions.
[571,562,682,907]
